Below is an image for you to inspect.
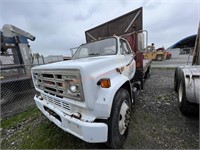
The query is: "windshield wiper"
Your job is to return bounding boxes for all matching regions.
[88,53,100,56]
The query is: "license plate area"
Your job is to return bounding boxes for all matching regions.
[44,106,61,122]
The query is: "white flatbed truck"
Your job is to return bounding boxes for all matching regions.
[32,7,151,148]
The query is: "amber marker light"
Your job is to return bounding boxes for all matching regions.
[97,78,111,88]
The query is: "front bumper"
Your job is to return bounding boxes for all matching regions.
[34,95,108,143]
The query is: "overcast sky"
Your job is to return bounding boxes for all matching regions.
[0,0,199,56]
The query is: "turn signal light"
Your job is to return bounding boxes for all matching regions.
[97,78,111,88]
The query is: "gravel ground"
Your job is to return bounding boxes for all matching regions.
[124,68,199,149]
[1,68,199,149]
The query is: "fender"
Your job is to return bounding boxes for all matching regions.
[182,67,200,104]
[93,74,131,119]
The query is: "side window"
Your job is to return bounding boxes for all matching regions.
[120,40,131,55]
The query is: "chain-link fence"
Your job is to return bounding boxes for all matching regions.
[0,65,37,119]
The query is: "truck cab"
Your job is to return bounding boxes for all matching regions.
[72,36,136,80]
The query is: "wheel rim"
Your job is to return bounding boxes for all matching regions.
[178,82,183,103]
[118,100,130,135]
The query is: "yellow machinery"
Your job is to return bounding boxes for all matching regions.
[157,47,172,60]
[143,45,164,61]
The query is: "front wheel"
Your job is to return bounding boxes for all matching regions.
[106,88,131,148]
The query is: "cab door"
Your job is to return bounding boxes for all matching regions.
[120,39,135,79]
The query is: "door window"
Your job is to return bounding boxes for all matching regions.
[120,39,131,55]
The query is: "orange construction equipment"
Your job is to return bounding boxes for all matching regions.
[143,44,172,61]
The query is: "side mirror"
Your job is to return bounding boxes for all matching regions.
[137,32,145,52]
[137,30,148,52]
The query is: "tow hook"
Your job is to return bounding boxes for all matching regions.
[38,95,43,100]
[71,112,82,120]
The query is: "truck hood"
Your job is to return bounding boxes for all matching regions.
[32,55,126,73]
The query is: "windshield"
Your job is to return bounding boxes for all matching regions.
[72,38,117,59]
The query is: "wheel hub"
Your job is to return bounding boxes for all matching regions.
[118,100,130,135]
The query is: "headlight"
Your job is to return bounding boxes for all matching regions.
[69,81,78,93]
[69,85,78,93]
[67,80,81,98]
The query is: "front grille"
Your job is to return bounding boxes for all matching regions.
[54,99,61,107]
[32,69,84,101]
[63,102,70,110]
[43,94,71,111]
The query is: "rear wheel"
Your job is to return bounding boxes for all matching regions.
[106,88,131,148]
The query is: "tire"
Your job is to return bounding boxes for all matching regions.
[178,72,198,115]
[174,67,182,92]
[106,88,131,148]
[156,54,163,61]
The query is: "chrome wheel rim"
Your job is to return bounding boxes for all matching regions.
[118,100,130,135]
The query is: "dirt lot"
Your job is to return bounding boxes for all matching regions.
[1,68,199,149]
